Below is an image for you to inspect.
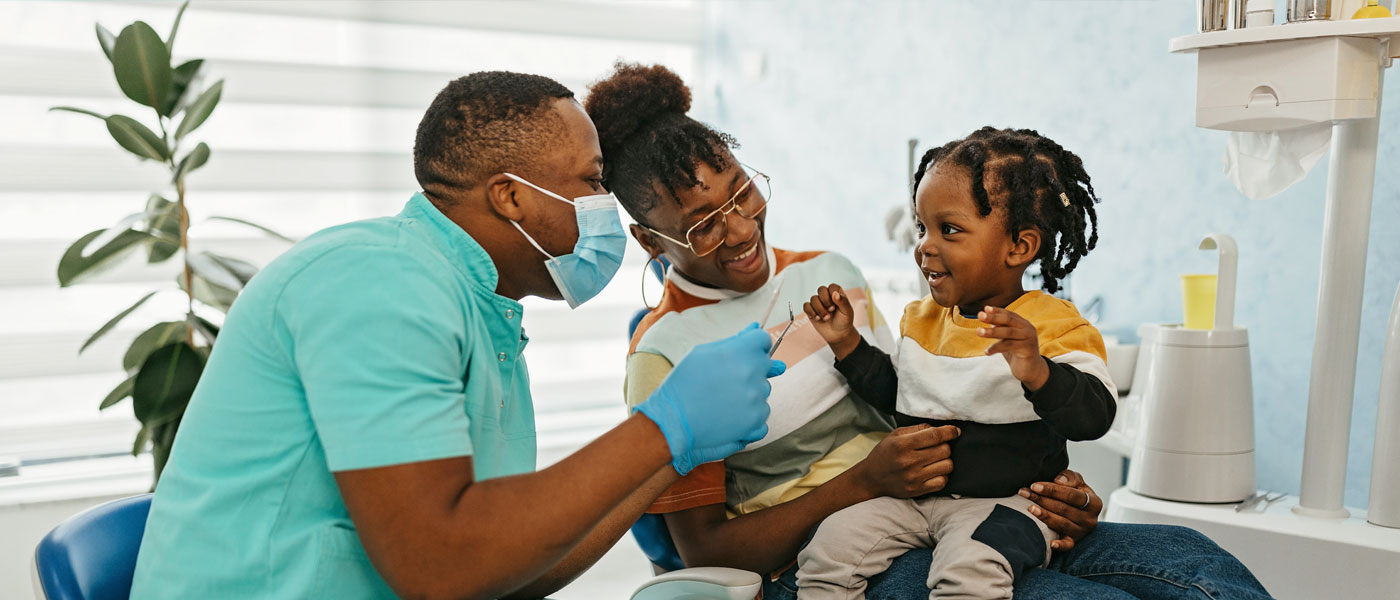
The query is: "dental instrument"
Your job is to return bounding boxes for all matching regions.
[769,303,794,358]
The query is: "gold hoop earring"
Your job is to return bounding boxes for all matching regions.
[641,256,663,310]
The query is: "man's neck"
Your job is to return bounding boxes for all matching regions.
[441,202,535,301]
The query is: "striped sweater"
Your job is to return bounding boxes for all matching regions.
[836,291,1118,498]
[624,247,895,517]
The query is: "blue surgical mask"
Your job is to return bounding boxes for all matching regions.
[504,173,626,309]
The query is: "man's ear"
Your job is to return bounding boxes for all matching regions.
[1007,227,1042,268]
[630,223,664,260]
[483,173,527,223]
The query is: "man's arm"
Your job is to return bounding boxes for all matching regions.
[287,247,775,599]
[336,414,673,600]
[503,466,677,599]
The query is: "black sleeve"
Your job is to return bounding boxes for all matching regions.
[1024,357,1117,441]
[833,337,898,415]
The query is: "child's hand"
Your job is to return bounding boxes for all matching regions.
[977,305,1051,391]
[802,283,861,360]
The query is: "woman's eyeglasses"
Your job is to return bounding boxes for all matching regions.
[642,165,771,258]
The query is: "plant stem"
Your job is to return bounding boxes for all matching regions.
[158,107,194,347]
[177,176,194,347]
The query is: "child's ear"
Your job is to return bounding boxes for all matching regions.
[1007,228,1042,268]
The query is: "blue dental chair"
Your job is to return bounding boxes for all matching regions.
[625,257,763,599]
[31,494,151,600]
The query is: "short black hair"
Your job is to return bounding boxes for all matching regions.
[413,71,575,203]
[913,127,1101,294]
[584,62,737,226]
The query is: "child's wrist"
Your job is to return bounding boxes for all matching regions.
[1022,357,1051,392]
[831,332,861,361]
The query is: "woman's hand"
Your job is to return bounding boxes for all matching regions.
[1018,469,1101,551]
[853,424,960,500]
[803,283,862,360]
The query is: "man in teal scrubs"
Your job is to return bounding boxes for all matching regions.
[130,72,781,599]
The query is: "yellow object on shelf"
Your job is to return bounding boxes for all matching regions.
[1354,0,1393,18]
[1182,274,1219,330]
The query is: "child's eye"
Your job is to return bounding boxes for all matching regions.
[940,223,960,235]
[914,222,927,237]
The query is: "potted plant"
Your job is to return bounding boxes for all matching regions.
[51,1,290,483]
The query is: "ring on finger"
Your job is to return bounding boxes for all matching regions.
[1078,491,1092,510]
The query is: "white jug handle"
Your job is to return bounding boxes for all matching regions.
[1199,233,1238,330]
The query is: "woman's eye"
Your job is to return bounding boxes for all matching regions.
[692,216,717,234]
[587,178,604,192]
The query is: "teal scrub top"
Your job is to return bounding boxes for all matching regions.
[130,193,537,599]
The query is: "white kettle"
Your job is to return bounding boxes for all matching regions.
[1127,233,1256,504]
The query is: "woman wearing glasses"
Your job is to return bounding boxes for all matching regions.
[587,63,1269,600]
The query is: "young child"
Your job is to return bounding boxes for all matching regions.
[795,127,1117,600]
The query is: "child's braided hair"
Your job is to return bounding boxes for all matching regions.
[912,126,1100,294]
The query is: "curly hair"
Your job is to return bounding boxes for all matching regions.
[413,71,575,203]
[913,127,1101,294]
[583,62,738,226]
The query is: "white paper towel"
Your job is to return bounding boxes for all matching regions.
[1222,123,1332,200]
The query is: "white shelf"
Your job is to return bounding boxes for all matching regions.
[1169,16,1400,54]
[1108,489,1400,599]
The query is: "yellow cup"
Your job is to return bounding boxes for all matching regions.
[1182,274,1218,330]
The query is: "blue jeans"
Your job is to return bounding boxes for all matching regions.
[762,522,1273,599]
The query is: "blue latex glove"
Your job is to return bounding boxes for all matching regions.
[637,322,786,475]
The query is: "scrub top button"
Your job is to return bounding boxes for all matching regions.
[497,352,507,362]
[505,309,515,319]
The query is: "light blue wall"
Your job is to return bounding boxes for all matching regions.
[699,1,1400,509]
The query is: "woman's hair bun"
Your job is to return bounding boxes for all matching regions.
[585,62,692,153]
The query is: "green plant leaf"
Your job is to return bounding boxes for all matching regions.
[124,320,187,372]
[176,272,238,313]
[132,342,204,426]
[57,228,155,287]
[174,142,210,182]
[96,23,117,62]
[80,291,159,353]
[206,216,296,243]
[106,115,169,161]
[101,374,137,410]
[130,426,149,456]
[166,1,190,53]
[145,195,181,263]
[188,313,219,345]
[162,59,203,116]
[49,106,108,120]
[175,79,221,141]
[150,417,181,484]
[112,21,173,114]
[188,250,253,291]
[207,216,295,243]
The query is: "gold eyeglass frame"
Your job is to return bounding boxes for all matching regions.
[640,165,771,258]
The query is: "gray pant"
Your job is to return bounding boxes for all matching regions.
[796,495,1055,600]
